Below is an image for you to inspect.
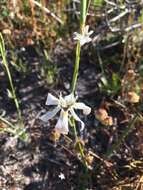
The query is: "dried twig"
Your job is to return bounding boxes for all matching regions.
[125,23,142,32]
[109,9,130,23]
[104,0,117,7]
[30,0,63,24]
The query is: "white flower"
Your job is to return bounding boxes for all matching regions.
[58,172,65,180]
[40,93,91,135]
[73,25,94,46]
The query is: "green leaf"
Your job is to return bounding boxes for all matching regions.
[7,89,14,99]
[111,73,121,93]
[100,76,108,86]
[99,73,121,95]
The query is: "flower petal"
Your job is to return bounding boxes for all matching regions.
[80,37,88,46]
[70,108,85,131]
[40,106,60,122]
[88,30,94,36]
[59,93,66,107]
[84,25,89,34]
[73,32,82,41]
[46,93,59,106]
[73,102,91,115]
[55,110,69,135]
[65,93,75,106]
[80,36,92,46]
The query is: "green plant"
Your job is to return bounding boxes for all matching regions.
[99,73,121,95]
[71,0,89,171]
[0,33,28,141]
[40,0,92,173]
[0,33,22,121]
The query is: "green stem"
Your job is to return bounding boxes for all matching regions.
[73,122,88,170]
[71,0,90,171]
[0,115,15,129]
[86,0,91,18]
[80,0,87,26]
[71,42,81,93]
[71,0,89,93]
[0,33,22,123]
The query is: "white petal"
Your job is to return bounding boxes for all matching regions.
[70,109,85,131]
[55,110,69,135]
[80,36,92,46]
[58,173,65,180]
[65,93,75,105]
[46,93,59,106]
[40,107,60,122]
[85,36,92,43]
[73,102,91,115]
[80,38,88,46]
[84,25,89,34]
[88,30,94,36]
[73,32,82,41]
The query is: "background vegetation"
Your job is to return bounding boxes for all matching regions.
[0,0,143,189]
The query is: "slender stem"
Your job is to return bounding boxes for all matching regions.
[86,0,91,18]
[71,42,81,93]
[73,121,78,140]
[71,0,89,93]
[0,115,18,135]
[0,115,15,129]
[73,122,88,170]
[80,0,87,26]
[0,33,22,123]
[71,0,89,171]
[97,48,105,75]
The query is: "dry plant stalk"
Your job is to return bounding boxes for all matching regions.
[29,0,37,33]
[30,0,63,24]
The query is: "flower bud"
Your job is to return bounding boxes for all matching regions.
[127,91,140,103]
[95,108,108,121]
[83,107,91,115]
[50,130,61,142]
[101,116,113,126]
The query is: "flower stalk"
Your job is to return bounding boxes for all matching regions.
[71,41,81,93]
[71,0,90,170]
[71,0,88,93]
[73,121,88,169]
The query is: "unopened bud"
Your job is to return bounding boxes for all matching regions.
[101,116,113,126]
[50,130,61,142]
[95,108,108,121]
[127,91,140,103]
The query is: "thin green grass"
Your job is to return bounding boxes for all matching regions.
[0,33,22,122]
[0,33,28,141]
